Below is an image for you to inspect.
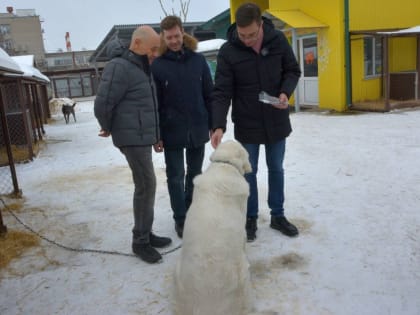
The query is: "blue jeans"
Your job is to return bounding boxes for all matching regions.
[164,145,205,224]
[241,140,286,218]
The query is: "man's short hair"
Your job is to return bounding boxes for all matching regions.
[235,2,262,27]
[160,15,183,31]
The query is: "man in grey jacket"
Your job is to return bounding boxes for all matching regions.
[94,26,171,264]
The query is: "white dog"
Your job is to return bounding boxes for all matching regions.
[173,140,272,315]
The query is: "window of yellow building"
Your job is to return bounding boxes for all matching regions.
[364,36,382,77]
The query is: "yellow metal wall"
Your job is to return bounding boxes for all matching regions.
[350,0,420,104]
[350,37,381,102]
[350,0,420,30]
[389,38,417,72]
[307,0,346,111]
[271,0,347,110]
[268,0,299,10]
[351,36,418,103]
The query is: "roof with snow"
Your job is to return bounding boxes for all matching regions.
[351,25,420,36]
[377,25,420,36]
[196,38,226,53]
[11,54,34,66]
[9,55,50,83]
[0,49,49,82]
[0,48,23,74]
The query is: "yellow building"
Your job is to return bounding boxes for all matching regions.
[229,0,420,111]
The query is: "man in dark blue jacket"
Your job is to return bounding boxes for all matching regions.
[94,26,171,263]
[151,16,213,238]
[211,3,302,241]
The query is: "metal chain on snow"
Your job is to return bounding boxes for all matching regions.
[0,198,181,257]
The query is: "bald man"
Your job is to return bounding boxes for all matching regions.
[129,25,160,64]
[94,26,172,264]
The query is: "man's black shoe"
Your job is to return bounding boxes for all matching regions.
[132,243,162,264]
[149,233,172,248]
[245,217,257,242]
[175,222,184,238]
[270,216,299,237]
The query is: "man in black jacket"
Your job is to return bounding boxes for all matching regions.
[94,26,171,263]
[151,16,213,238]
[211,3,301,241]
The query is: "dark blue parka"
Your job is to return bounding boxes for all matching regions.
[151,34,213,149]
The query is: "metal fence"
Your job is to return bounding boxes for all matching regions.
[0,76,49,196]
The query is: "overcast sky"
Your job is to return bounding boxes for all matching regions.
[5,0,230,52]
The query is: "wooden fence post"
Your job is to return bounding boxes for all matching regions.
[0,208,7,236]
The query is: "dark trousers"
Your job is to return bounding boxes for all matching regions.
[120,146,156,244]
[164,145,205,224]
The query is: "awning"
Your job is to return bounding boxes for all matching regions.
[266,9,327,29]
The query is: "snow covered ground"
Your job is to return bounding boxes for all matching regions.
[0,99,419,315]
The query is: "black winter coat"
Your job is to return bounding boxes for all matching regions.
[151,37,213,149]
[94,39,159,147]
[212,18,301,144]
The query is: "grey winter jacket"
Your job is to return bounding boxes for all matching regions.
[94,39,159,148]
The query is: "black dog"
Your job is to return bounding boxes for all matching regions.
[62,102,76,124]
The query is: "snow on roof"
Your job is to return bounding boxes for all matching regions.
[196,38,226,53]
[10,56,50,83]
[0,48,23,74]
[0,51,48,82]
[378,25,420,35]
[11,54,34,66]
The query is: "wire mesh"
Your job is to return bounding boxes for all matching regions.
[0,166,13,195]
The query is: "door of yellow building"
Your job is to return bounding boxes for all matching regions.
[297,36,319,105]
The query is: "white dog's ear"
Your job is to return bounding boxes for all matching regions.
[242,151,252,174]
[236,143,252,174]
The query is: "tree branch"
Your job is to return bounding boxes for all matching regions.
[157,0,190,21]
[158,0,169,16]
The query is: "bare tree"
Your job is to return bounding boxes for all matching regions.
[158,0,191,22]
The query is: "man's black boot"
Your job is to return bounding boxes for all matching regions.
[270,215,299,237]
[132,243,162,263]
[245,217,257,242]
[175,221,184,238]
[149,233,172,248]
